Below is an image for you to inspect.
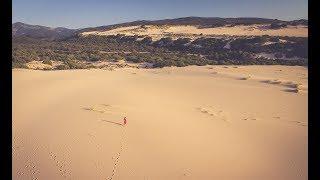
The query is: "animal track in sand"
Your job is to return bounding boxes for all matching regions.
[197,106,228,122]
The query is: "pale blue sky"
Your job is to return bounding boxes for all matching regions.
[12,0,308,29]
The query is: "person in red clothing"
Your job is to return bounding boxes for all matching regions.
[123,117,127,126]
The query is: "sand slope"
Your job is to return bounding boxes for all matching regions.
[13,65,307,180]
[81,25,308,39]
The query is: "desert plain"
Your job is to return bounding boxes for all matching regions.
[13,65,307,180]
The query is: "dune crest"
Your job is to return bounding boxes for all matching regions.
[81,24,308,40]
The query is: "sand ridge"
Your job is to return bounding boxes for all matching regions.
[81,24,308,40]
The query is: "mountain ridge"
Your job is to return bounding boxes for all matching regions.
[12,17,308,40]
[12,22,77,40]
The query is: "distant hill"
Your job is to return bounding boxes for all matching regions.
[12,22,76,40]
[77,17,308,33]
[13,17,308,40]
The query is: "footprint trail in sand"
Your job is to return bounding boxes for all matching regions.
[197,106,229,123]
[108,127,127,180]
[81,103,128,179]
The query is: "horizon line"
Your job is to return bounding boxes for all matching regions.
[12,16,309,29]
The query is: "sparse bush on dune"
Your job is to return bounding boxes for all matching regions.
[85,64,96,69]
[55,64,69,70]
[64,60,87,69]
[173,38,191,45]
[42,59,52,66]
[42,67,53,71]
[126,55,141,63]
[270,22,287,29]
[176,61,186,67]
[109,54,123,62]
[12,33,308,69]
[12,61,28,69]
[140,37,153,44]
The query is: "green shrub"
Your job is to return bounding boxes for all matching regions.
[176,61,186,67]
[12,34,308,68]
[64,60,87,69]
[12,62,28,69]
[42,67,52,71]
[43,59,52,65]
[85,64,96,69]
[55,64,69,70]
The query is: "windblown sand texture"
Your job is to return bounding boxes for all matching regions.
[13,65,307,180]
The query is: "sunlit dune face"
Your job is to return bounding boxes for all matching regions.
[81,24,308,40]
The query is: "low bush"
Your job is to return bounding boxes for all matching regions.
[43,59,52,65]
[55,64,69,70]
[12,62,28,69]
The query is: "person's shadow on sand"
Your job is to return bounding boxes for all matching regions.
[101,120,123,126]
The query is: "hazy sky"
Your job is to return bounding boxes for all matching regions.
[12,0,308,29]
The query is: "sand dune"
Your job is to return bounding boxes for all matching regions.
[81,25,308,39]
[13,65,307,179]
